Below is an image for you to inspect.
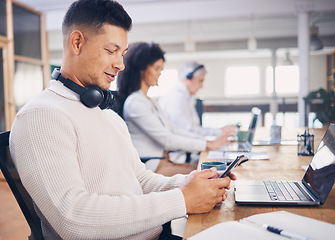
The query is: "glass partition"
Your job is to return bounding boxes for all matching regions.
[13,4,41,59]
[14,61,43,111]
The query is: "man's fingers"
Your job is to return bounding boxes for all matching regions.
[227,171,237,180]
[216,188,228,202]
[211,177,231,189]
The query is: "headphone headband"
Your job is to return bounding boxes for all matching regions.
[51,68,114,109]
[52,69,86,96]
[186,64,205,79]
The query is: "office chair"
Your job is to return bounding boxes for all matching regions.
[110,90,125,118]
[0,131,44,240]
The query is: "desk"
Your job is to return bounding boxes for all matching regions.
[183,127,335,239]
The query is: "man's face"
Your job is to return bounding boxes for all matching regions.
[188,72,205,95]
[76,24,128,90]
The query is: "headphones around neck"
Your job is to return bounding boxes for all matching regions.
[186,64,205,79]
[51,68,114,110]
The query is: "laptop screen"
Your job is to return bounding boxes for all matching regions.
[302,124,335,204]
[246,107,261,144]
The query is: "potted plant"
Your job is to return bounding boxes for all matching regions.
[304,88,335,125]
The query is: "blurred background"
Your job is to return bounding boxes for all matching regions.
[1,0,335,131]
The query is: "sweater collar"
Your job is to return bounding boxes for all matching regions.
[49,80,81,102]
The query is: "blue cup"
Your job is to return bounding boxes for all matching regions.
[201,161,226,170]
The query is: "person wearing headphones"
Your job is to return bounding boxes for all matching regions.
[159,61,237,139]
[117,42,235,175]
[9,1,236,239]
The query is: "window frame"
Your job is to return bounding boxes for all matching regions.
[0,0,49,130]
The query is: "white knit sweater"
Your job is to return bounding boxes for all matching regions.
[9,80,187,240]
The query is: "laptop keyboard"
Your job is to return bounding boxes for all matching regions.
[264,181,312,201]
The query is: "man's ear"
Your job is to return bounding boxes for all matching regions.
[69,30,85,55]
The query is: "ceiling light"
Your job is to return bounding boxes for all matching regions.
[184,35,196,52]
[184,21,196,52]
[247,14,257,52]
[282,50,293,66]
[310,26,323,51]
[248,35,257,52]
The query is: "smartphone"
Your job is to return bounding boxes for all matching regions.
[219,154,245,178]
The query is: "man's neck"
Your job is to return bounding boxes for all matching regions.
[182,80,193,96]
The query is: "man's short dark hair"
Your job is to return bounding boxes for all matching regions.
[62,0,132,33]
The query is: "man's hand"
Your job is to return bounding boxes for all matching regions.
[179,168,235,214]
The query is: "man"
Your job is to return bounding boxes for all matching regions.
[159,61,237,138]
[9,1,236,239]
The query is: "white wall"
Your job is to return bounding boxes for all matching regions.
[163,52,328,104]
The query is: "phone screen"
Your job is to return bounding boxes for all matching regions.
[219,154,245,178]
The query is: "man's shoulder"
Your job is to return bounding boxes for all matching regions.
[17,89,51,112]
[16,87,74,118]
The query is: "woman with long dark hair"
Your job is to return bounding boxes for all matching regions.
[117,42,234,176]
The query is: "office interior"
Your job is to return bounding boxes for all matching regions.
[1,0,335,132]
[1,1,335,239]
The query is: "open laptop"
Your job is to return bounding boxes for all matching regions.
[218,107,261,152]
[234,123,335,206]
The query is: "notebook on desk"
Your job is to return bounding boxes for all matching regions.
[188,211,335,240]
[234,123,335,206]
[218,107,261,152]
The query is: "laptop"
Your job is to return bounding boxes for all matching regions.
[218,107,261,152]
[234,123,335,206]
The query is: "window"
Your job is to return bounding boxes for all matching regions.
[1,1,48,130]
[264,112,299,128]
[202,112,252,130]
[266,65,299,95]
[14,61,43,110]
[224,66,260,96]
[13,4,41,59]
[148,69,178,98]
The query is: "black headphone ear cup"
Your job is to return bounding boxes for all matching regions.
[99,90,114,110]
[80,85,104,108]
[186,72,193,79]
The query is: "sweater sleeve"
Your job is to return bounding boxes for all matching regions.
[10,108,186,239]
[125,94,206,153]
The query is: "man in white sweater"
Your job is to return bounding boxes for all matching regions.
[9,1,236,239]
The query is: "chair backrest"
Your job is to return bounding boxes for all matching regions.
[0,131,44,240]
[195,98,203,126]
[110,90,125,118]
